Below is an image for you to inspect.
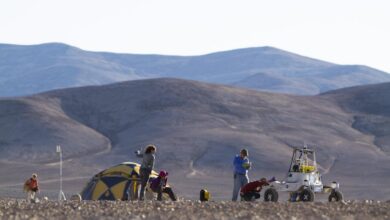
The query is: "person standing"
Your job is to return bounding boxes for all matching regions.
[135,145,156,201]
[232,149,251,201]
[23,173,39,203]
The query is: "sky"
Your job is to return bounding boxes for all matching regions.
[1,0,390,72]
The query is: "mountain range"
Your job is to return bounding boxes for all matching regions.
[1,43,389,97]
[0,78,389,200]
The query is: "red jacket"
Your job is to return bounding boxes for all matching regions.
[240,180,268,194]
[26,178,39,191]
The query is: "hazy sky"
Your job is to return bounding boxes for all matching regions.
[1,0,390,72]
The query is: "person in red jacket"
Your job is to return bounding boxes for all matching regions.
[240,177,274,201]
[24,173,39,203]
[150,170,177,201]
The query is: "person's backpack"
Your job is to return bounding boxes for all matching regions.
[200,189,210,202]
[23,179,31,192]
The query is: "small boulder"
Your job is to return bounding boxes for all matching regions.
[70,194,82,202]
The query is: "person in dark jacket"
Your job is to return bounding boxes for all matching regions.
[240,177,275,201]
[150,170,177,201]
[135,145,156,201]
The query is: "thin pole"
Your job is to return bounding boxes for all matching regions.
[60,148,62,200]
[57,145,66,201]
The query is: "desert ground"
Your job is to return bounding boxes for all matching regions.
[0,199,389,220]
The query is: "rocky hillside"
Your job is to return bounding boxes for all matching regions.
[0,78,389,200]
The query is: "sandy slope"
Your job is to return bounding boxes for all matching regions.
[0,79,389,200]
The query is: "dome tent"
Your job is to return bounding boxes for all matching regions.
[80,162,158,200]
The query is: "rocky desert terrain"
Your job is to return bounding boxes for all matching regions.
[0,199,389,220]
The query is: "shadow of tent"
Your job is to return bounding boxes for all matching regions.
[80,162,159,200]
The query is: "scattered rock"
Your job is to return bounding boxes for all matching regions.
[70,194,82,202]
[0,199,389,219]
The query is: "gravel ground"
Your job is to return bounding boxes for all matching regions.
[0,199,389,220]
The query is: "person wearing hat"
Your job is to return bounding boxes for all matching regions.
[23,173,39,203]
[150,170,177,201]
[232,148,251,201]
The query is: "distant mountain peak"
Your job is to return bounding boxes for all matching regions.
[0,43,389,97]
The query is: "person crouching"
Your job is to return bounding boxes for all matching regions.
[24,173,39,203]
[240,177,271,201]
[150,171,177,201]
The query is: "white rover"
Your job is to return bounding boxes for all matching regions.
[263,146,343,202]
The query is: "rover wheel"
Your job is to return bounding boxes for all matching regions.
[264,188,278,202]
[328,190,343,202]
[300,188,314,202]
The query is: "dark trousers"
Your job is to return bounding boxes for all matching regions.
[139,168,151,200]
[241,191,261,201]
[156,187,177,201]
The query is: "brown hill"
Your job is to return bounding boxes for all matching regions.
[0,78,389,200]
[323,82,390,154]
